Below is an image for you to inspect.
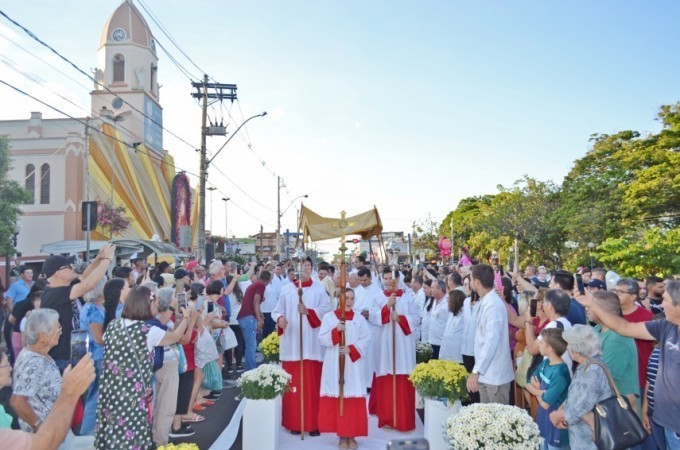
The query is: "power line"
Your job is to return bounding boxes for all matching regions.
[209,163,277,213]
[135,0,206,78]
[0,9,199,151]
[0,77,276,230]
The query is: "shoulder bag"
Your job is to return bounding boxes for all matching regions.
[581,358,646,450]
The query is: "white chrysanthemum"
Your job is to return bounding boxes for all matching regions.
[444,403,542,449]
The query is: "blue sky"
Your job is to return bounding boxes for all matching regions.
[1,1,679,251]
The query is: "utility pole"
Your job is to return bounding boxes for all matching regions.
[191,75,236,264]
[277,176,282,258]
[260,224,264,261]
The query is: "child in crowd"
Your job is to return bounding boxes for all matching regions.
[526,328,571,450]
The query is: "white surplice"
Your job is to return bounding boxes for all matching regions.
[370,289,420,376]
[319,310,370,398]
[272,280,332,362]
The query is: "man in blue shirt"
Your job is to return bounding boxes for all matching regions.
[550,270,586,326]
[3,266,34,362]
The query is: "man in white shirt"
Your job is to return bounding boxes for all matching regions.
[261,264,283,338]
[427,280,448,359]
[411,275,426,311]
[466,264,514,404]
[353,267,383,390]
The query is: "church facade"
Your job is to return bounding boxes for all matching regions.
[0,0,195,265]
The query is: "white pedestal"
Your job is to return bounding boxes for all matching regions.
[243,396,282,450]
[424,398,461,450]
[416,391,425,409]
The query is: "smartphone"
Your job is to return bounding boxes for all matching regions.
[530,299,538,317]
[387,438,429,450]
[207,302,214,314]
[574,273,585,295]
[196,295,205,311]
[175,279,185,295]
[70,330,89,366]
[177,292,187,308]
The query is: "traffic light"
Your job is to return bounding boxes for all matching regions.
[81,201,98,231]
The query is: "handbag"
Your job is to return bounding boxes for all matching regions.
[201,360,223,391]
[173,344,187,374]
[221,326,238,351]
[581,358,646,450]
[514,348,534,388]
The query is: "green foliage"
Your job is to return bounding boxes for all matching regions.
[441,103,680,276]
[0,138,31,255]
[412,215,441,260]
[596,228,680,278]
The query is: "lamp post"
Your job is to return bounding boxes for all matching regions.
[197,111,267,264]
[222,197,230,241]
[588,242,595,270]
[207,186,216,232]
[277,186,308,258]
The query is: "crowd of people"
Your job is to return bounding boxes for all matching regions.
[0,244,678,450]
[0,244,271,449]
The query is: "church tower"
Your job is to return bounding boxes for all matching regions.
[91,0,163,153]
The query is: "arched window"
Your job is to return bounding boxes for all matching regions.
[25,164,35,204]
[113,54,125,82]
[150,63,157,93]
[40,163,50,204]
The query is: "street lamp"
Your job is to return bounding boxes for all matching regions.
[277,186,308,257]
[588,242,595,270]
[207,186,216,232]
[198,112,267,264]
[222,197,230,242]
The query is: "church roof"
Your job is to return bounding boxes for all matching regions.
[99,0,155,52]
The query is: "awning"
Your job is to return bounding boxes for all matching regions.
[111,239,190,258]
[40,240,143,256]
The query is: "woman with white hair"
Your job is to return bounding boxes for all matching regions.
[10,309,63,432]
[549,325,611,449]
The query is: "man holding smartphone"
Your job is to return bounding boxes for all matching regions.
[41,244,115,373]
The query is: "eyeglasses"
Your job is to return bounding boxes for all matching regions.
[614,289,635,296]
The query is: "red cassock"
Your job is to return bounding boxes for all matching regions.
[367,290,419,431]
[317,310,371,437]
[281,360,323,432]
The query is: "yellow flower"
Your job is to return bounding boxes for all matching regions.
[409,359,469,402]
[259,331,280,362]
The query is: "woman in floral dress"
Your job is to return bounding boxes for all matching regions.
[95,286,192,450]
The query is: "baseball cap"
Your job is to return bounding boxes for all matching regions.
[42,255,76,278]
[174,268,189,280]
[587,279,607,290]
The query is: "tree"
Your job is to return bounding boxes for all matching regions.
[0,138,31,256]
[596,228,680,278]
[412,215,440,261]
[477,177,564,266]
[97,200,131,238]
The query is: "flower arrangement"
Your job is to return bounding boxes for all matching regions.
[97,200,131,237]
[259,331,280,363]
[409,359,468,403]
[444,403,542,449]
[237,363,291,400]
[157,444,199,450]
[416,341,434,363]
